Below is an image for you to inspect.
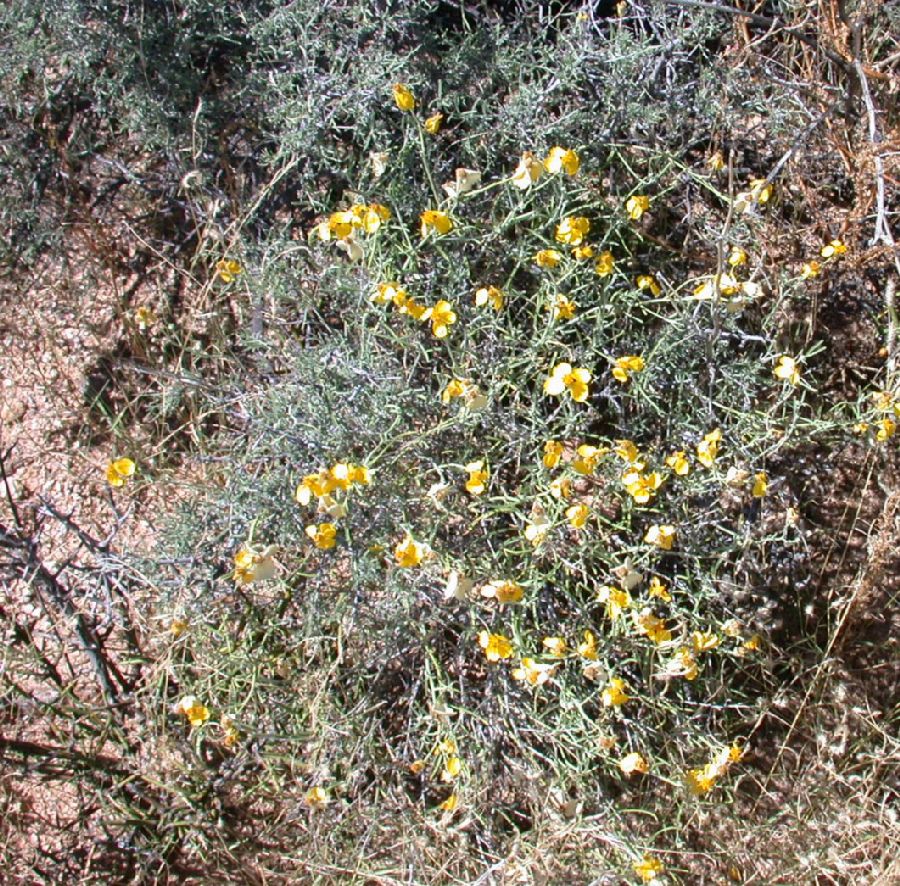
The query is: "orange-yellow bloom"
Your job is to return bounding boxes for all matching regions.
[594,251,615,277]
[392,83,415,111]
[106,457,135,487]
[544,363,592,403]
[177,695,210,727]
[395,534,429,567]
[626,195,651,220]
[512,151,543,189]
[644,524,676,550]
[474,285,504,311]
[544,146,580,176]
[601,677,630,707]
[420,210,453,237]
[555,216,590,247]
[612,354,645,383]
[535,249,563,268]
[478,631,514,662]
[549,293,577,319]
[423,111,444,134]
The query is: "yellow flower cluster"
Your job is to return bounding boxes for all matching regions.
[687,743,744,795]
[215,259,243,283]
[106,457,136,488]
[512,146,580,190]
[233,544,278,584]
[295,462,370,550]
[544,362,592,403]
[441,378,488,411]
[314,202,391,261]
[372,280,457,338]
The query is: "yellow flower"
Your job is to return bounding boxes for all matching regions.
[622,470,664,505]
[544,146,580,175]
[594,250,615,277]
[353,202,391,234]
[634,855,665,883]
[727,246,748,267]
[134,305,157,330]
[441,378,487,411]
[392,83,415,111]
[542,636,568,658]
[424,111,444,134]
[420,209,453,237]
[872,390,896,411]
[601,677,630,707]
[233,545,278,584]
[636,274,661,296]
[106,457,136,487]
[665,450,690,476]
[687,765,718,795]
[305,786,329,809]
[221,715,240,749]
[875,417,897,441]
[544,362,592,403]
[633,609,672,645]
[555,216,590,247]
[535,249,563,268]
[692,630,721,652]
[573,443,606,474]
[618,752,649,776]
[598,585,632,621]
[707,150,725,171]
[305,523,337,550]
[169,618,189,638]
[566,502,590,529]
[474,285,504,311]
[543,440,564,469]
[696,428,722,468]
[524,506,551,548]
[742,634,761,652]
[577,629,598,660]
[626,195,651,220]
[644,524,676,550]
[395,534,429,567]
[751,472,768,497]
[372,281,407,305]
[295,469,336,505]
[800,260,821,279]
[657,648,699,681]
[749,178,773,204]
[547,293,576,320]
[480,579,523,604]
[177,695,210,727]
[820,239,847,259]
[512,151,543,189]
[549,476,571,504]
[464,461,489,496]
[478,630,514,662]
[773,355,801,385]
[572,244,594,260]
[511,657,557,686]
[439,793,458,812]
[215,259,242,282]
[647,576,670,602]
[428,300,457,338]
[612,354,645,383]
[441,756,462,781]
[614,439,643,466]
